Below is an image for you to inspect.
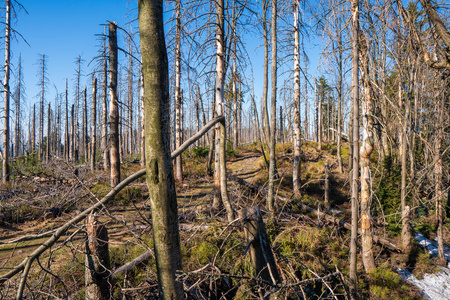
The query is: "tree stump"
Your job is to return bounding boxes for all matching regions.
[85,213,111,300]
[239,207,281,288]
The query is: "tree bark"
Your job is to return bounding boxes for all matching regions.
[46,103,51,163]
[267,0,277,213]
[214,0,235,222]
[138,0,184,298]
[349,0,360,295]
[360,37,375,271]
[293,0,301,196]
[65,79,69,161]
[91,77,97,171]
[109,21,120,187]
[102,28,110,171]
[85,213,111,300]
[2,0,10,182]
[175,0,183,182]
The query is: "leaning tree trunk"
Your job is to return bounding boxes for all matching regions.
[138,0,184,298]
[91,77,97,171]
[360,37,375,272]
[292,0,301,196]
[2,0,10,182]
[214,0,235,222]
[109,21,120,187]
[267,0,278,213]
[349,0,360,296]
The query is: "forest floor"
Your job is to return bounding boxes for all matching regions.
[0,141,448,299]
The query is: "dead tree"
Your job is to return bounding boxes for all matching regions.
[293,0,301,196]
[91,77,97,171]
[109,21,120,187]
[102,26,110,171]
[240,207,281,290]
[139,0,183,297]
[85,213,111,300]
[3,0,10,181]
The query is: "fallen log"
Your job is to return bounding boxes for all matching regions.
[228,175,401,253]
[111,251,153,280]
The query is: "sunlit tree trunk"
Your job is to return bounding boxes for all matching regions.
[102,29,110,171]
[349,0,360,295]
[292,0,301,196]
[91,77,97,171]
[14,55,22,159]
[65,79,69,161]
[140,70,145,167]
[138,1,183,298]
[109,22,120,187]
[360,37,375,272]
[174,0,183,182]
[39,54,46,161]
[214,0,235,222]
[46,103,50,163]
[267,0,277,212]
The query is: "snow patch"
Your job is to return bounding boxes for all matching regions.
[398,267,450,300]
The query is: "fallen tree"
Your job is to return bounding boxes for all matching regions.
[0,116,224,290]
[228,174,401,253]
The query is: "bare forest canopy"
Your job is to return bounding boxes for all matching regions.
[0,0,450,299]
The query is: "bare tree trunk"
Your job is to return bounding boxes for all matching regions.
[102,29,110,171]
[360,37,375,271]
[127,39,133,157]
[64,79,69,161]
[304,53,308,140]
[83,86,88,162]
[337,30,343,173]
[14,55,22,159]
[85,213,111,300]
[75,56,82,161]
[70,104,75,162]
[435,99,445,265]
[109,22,120,187]
[349,0,360,295]
[267,0,277,213]
[32,104,36,154]
[46,103,51,163]
[293,0,301,196]
[214,0,235,222]
[91,77,97,171]
[138,1,184,298]
[239,207,281,287]
[262,0,270,144]
[140,70,145,167]
[174,0,183,182]
[318,81,322,150]
[39,55,46,161]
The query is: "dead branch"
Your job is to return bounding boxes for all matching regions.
[229,175,401,252]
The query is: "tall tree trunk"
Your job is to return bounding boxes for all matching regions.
[39,55,46,161]
[267,0,277,213]
[65,79,69,161]
[109,21,120,187]
[174,0,183,182]
[360,37,375,271]
[318,82,322,150]
[304,52,308,140]
[349,0,360,295]
[91,77,97,171]
[262,0,270,144]
[32,104,36,153]
[46,103,51,163]
[70,104,75,162]
[138,1,183,298]
[293,0,301,196]
[337,30,343,173]
[102,29,110,171]
[14,55,22,159]
[435,97,445,265]
[127,39,133,156]
[140,70,146,167]
[83,86,88,162]
[214,0,235,222]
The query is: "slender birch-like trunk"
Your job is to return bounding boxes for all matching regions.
[174,0,183,182]
[267,0,277,212]
[293,0,301,196]
[214,0,235,222]
[102,28,110,171]
[360,37,375,271]
[349,0,360,295]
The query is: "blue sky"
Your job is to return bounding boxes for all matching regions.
[7,0,325,137]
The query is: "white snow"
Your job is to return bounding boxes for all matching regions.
[396,232,450,300]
